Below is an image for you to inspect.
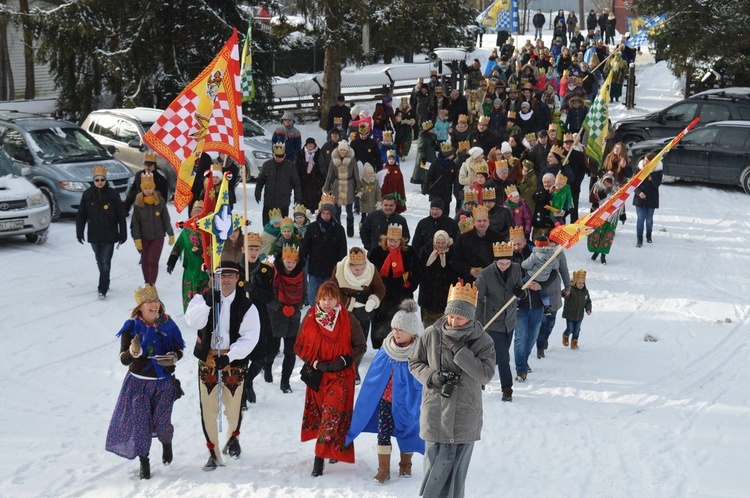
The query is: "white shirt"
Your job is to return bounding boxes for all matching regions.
[185,290,260,362]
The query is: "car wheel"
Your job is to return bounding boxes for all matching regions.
[741,166,750,195]
[26,229,49,245]
[622,134,643,150]
[38,185,61,222]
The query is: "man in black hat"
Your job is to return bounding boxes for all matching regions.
[255,143,302,225]
[326,94,351,133]
[185,261,261,471]
[411,198,459,256]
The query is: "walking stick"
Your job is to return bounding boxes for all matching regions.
[483,244,565,331]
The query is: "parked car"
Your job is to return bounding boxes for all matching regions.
[629,120,750,194]
[81,108,176,194]
[0,111,133,221]
[613,88,750,148]
[240,115,274,181]
[0,148,51,244]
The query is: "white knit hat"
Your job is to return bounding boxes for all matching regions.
[390,299,423,336]
[500,141,513,154]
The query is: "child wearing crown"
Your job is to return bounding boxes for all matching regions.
[546,171,573,225]
[434,108,451,142]
[166,201,210,311]
[267,244,306,393]
[561,270,592,350]
[131,172,174,286]
[380,149,407,213]
[521,235,560,317]
[504,184,532,239]
[359,164,381,229]
[378,130,398,165]
[271,216,302,260]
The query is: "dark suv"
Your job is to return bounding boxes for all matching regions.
[629,120,750,194]
[613,88,750,147]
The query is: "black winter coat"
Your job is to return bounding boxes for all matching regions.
[242,259,275,361]
[411,214,459,256]
[423,157,458,207]
[633,169,662,209]
[418,244,458,313]
[294,148,324,209]
[301,220,347,278]
[255,158,301,209]
[360,210,411,252]
[450,228,504,283]
[76,185,127,244]
[587,13,598,31]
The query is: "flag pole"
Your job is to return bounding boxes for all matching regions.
[242,161,250,296]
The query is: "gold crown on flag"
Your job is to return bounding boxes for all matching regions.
[509,226,525,241]
[421,120,434,131]
[478,115,490,125]
[272,143,286,156]
[386,223,403,240]
[246,232,262,247]
[140,172,156,189]
[476,162,489,175]
[472,204,489,217]
[463,188,478,203]
[573,269,587,282]
[483,187,496,201]
[458,216,474,233]
[492,241,514,259]
[134,284,159,306]
[268,207,283,221]
[92,165,107,178]
[447,281,478,307]
[555,171,568,186]
[348,248,367,264]
[382,130,393,141]
[507,111,517,120]
[457,114,469,123]
[440,141,453,153]
[281,244,299,261]
[504,184,519,197]
[457,140,470,153]
[144,151,158,163]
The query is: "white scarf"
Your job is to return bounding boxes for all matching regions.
[382,332,417,362]
[305,146,318,174]
[520,109,534,120]
[425,245,449,268]
[341,256,375,289]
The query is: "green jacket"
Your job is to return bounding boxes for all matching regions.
[562,284,591,322]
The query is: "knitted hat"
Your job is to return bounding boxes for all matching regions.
[500,142,512,154]
[535,235,550,247]
[390,299,423,336]
[337,140,350,152]
[469,147,484,159]
[444,281,478,321]
[282,111,295,121]
[430,198,445,211]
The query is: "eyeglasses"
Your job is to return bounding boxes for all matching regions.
[93,178,106,183]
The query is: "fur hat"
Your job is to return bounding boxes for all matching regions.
[390,299,423,336]
[337,140,350,152]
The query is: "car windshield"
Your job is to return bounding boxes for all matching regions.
[242,118,267,138]
[0,149,17,175]
[29,127,109,163]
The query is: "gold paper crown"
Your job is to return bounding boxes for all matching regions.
[551,145,565,157]
[478,115,490,125]
[421,120,434,131]
[272,143,286,156]
[293,203,307,216]
[386,149,397,158]
[458,216,474,233]
[268,207,283,221]
[507,111,517,120]
[348,248,366,264]
[504,184,519,197]
[457,140,470,153]
[495,159,509,172]
[509,226,525,241]
[555,171,568,186]
[134,284,159,306]
[246,232,262,247]
[522,82,534,90]
[144,151,158,163]
[430,70,437,76]
[140,171,156,189]
[440,141,453,153]
[525,132,537,142]
[548,123,558,131]
[475,162,489,174]
[319,193,335,207]
[492,241,514,258]
[447,281,479,307]
[333,117,343,126]
[472,204,489,217]
[435,85,443,93]
[508,84,518,92]
[382,130,393,141]
[281,244,300,260]
[386,223,403,239]
[483,187,496,201]
[563,133,575,142]
[92,165,107,178]
[279,216,294,229]
[463,188,478,203]
[358,122,370,134]
[457,114,469,123]
[573,269,587,282]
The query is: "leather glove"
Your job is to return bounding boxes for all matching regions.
[134,239,143,251]
[442,335,464,354]
[315,360,331,372]
[166,253,178,274]
[168,235,175,246]
[365,297,378,313]
[203,290,222,307]
[156,351,178,367]
[513,285,525,298]
[318,355,353,373]
[214,355,230,370]
[77,237,84,245]
[129,334,142,358]
[429,370,447,388]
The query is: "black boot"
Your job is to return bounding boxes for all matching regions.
[162,442,173,466]
[311,456,325,477]
[139,456,151,479]
[280,353,295,393]
[223,435,241,459]
[243,361,263,408]
[501,388,513,402]
[347,219,354,238]
[601,254,607,265]
[591,253,598,261]
[263,362,273,383]
[636,236,643,248]
[646,233,652,243]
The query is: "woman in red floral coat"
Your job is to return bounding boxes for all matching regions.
[294,281,367,477]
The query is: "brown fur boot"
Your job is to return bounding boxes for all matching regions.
[373,445,391,483]
[562,335,570,347]
[398,452,413,478]
[571,339,579,350]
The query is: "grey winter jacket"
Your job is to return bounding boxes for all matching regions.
[476,262,523,333]
[408,316,496,444]
[254,158,301,209]
[541,250,570,312]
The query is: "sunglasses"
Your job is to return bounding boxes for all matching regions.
[93,178,107,183]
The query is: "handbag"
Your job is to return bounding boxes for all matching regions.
[300,363,323,391]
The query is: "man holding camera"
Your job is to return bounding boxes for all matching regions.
[408,282,495,498]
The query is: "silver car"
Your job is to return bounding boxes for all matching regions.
[0,148,51,244]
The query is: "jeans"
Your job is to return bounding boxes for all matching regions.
[514,307,544,374]
[635,206,655,238]
[307,274,328,306]
[534,27,543,40]
[536,310,558,350]
[564,320,583,340]
[91,242,115,294]
[488,330,514,390]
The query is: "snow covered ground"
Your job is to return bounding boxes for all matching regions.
[1,44,749,498]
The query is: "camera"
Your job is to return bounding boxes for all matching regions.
[439,371,461,398]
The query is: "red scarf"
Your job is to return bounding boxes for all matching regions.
[274,268,305,305]
[294,305,353,364]
[380,247,405,279]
